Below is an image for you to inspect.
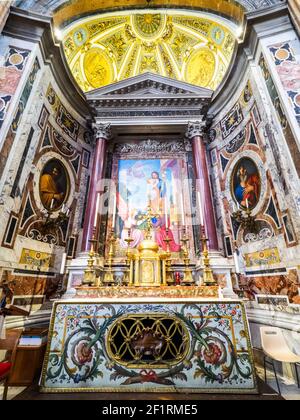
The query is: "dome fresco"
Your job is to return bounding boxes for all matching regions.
[62,11,237,92]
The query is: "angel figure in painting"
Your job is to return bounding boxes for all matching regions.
[120,210,144,249]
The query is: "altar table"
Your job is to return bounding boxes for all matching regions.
[40,298,258,394]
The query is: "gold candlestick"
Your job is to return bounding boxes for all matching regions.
[200,225,217,286]
[83,229,98,287]
[164,228,174,286]
[103,228,116,286]
[124,230,134,286]
[180,227,194,286]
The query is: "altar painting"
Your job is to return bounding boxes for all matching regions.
[114,159,188,255]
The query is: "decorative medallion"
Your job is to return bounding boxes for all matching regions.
[83,48,114,89]
[131,13,167,41]
[185,48,216,88]
[9,53,24,67]
[73,28,88,46]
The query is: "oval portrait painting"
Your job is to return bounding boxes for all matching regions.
[39,159,69,211]
[231,158,261,210]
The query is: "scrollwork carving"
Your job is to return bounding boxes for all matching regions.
[114,139,186,155]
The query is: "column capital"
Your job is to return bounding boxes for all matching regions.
[93,123,112,141]
[186,120,206,140]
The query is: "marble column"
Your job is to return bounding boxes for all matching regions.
[186,121,219,251]
[288,0,300,36]
[81,123,111,252]
[0,1,11,34]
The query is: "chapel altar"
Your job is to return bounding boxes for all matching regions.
[39,73,257,395]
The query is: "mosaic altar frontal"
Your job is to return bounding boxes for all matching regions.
[40,299,258,394]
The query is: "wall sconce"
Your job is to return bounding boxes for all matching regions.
[41,203,71,232]
[232,201,257,233]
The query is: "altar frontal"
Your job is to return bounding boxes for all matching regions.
[40,299,258,394]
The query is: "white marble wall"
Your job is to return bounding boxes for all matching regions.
[208,26,300,364]
[0,35,92,290]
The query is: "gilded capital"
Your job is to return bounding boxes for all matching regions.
[186,120,206,139]
[93,123,112,141]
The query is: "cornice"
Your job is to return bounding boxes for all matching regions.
[87,73,213,126]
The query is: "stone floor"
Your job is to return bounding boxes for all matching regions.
[256,366,300,401]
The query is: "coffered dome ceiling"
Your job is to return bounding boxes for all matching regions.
[62,10,237,92]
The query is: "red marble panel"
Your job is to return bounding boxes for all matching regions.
[0,66,22,95]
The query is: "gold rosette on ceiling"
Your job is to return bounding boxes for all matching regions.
[62,10,237,92]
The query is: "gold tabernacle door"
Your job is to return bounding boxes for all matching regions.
[133,238,164,287]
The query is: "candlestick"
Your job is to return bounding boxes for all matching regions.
[94,193,100,228]
[60,252,67,275]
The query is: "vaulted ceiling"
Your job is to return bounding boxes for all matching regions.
[62,11,236,93]
[13,0,285,94]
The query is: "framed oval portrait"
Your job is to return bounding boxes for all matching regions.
[39,159,70,211]
[231,158,261,210]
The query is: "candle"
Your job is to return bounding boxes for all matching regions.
[246,198,249,209]
[197,191,204,226]
[62,204,65,213]
[50,198,55,210]
[234,251,240,274]
[94,193,100,228]
[0,315,5,339]
[60,252,67,275]
[165,195,168,228]
[180,193,185,226]
[112,193,117,229]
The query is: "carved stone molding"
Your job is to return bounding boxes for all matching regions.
[185,120,206,139]
[114,139,187,155]
[93,123,112,141]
